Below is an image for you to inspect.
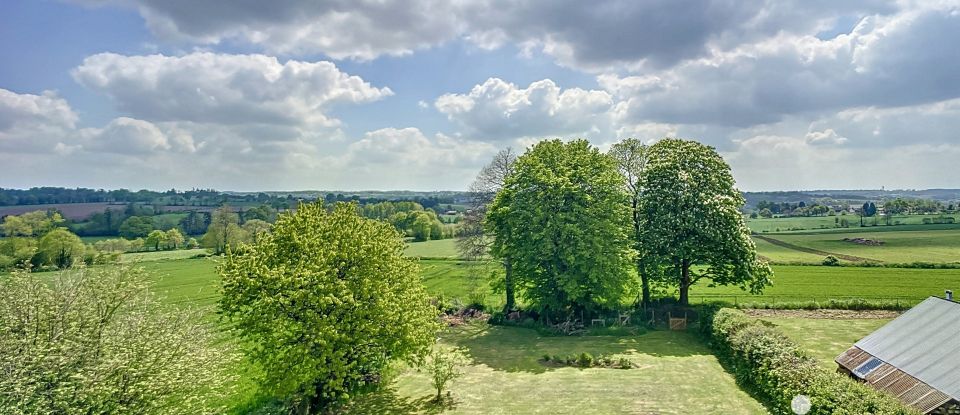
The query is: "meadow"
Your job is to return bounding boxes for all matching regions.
[757,228,960,264]
[746,214,959,233]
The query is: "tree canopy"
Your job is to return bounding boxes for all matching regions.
[487,139,634,316]
[218,202,439,412]
[637,139,772,305]
[38,228,84,269]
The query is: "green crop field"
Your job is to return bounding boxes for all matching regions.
[120,248,207,263]
[341,322,766,414]
[757,228,960,264]
[690,265,959,304]
[747,215,959,233]
[761,317,891,369]
[404,238,460,258]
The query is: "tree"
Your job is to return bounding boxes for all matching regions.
[38,228,84,269]
[202,206,245,255]
[487,139,634,317]
[166,228,185,249]
[425,348,468,402]
[609,138,655,306]
[119,216,155,239]
[218,202,439,412]
[457,149,517,309]
[241,219,272,244]
[0,264,233,414]
[638,139,772,305]
[1,210,64,237]
[759,208,773,218]
[146,229,168,251]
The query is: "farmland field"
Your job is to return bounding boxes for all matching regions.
[747,215,959,233]
[756,228,960,264]
[405,238,460,258]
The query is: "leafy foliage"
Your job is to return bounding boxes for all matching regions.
[487,139,634,316]
[0,264,234,414]
[706,308,916,415]
[38,228,85,269]
[202,206,245,254]
[638,139,772,304]
[218,202,440,411]
[424,347,469,401]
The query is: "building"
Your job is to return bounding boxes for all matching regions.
[835,295,960,414]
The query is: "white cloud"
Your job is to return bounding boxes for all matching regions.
[72,52,392,127]
[435,78,613,141]
[0,89,79,153]
[805,128,847,145]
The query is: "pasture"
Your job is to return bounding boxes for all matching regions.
[404,238,460,258]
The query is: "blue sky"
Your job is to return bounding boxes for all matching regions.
[1,0,959,191]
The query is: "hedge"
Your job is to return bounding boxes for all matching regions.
[736,298,911,311]
[704,308,917,415]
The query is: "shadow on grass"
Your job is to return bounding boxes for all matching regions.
[334,389,452,415]
[445,322,711,374]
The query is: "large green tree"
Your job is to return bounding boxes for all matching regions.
[608,138,655,306]
[202,206,245,254]
[118,216,155,239]
[218,202,439,412]
[38,228,84,269]
[638,139,772,305]
[487,139,634,317]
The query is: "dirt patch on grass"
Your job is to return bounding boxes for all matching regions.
[842,237,885,246]
[744,309,900,319]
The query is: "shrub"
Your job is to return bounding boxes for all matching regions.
[542,354,552,362]
[0,264,234,414]
[577,352,594,367]
[707,308,915,414]
[822,255,840,266]
[424,348,468,402]
[737,298,910,311]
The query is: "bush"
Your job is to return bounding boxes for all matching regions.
[577,352,594,367]
[822,255,840,266]
[0,264,234,414]
[706,308,915,414]
[737,298,910,311]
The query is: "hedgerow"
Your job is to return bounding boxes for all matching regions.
[703,307,917,415]
[736,298,911,311]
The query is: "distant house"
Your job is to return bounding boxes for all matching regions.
[835,296,960,414]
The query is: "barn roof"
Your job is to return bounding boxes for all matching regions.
[854,297,960,400]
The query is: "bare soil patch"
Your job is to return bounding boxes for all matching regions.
[744,309,900,319]
[842,237,885,246]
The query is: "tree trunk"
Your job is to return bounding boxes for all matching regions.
[679,259,691,306]
[639,264,650,307]
[504,256,515,311]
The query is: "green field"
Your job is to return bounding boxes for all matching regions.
[757,228,960,264]
[342,322,766,414]
[690,265,958,304]
[761,317,891,369]
[747,215,959,233]
[405,239,460,258]
[120,248,207,263]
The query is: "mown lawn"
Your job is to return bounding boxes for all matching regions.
[342,322,767,415]
[760,317,891,369]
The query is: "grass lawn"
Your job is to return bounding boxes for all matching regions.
[763,228,960,264]
[752,236,826,263]
[405,239,460,258]
[343,322,767,414]
[760,317,891,369]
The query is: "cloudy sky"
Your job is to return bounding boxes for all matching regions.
[1,0,958,191]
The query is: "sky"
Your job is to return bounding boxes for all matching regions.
[1,0,959,192]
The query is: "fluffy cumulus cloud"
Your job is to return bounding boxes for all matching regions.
[72,52,391,127]
[436,78,614,141]
[0,89,78,153]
